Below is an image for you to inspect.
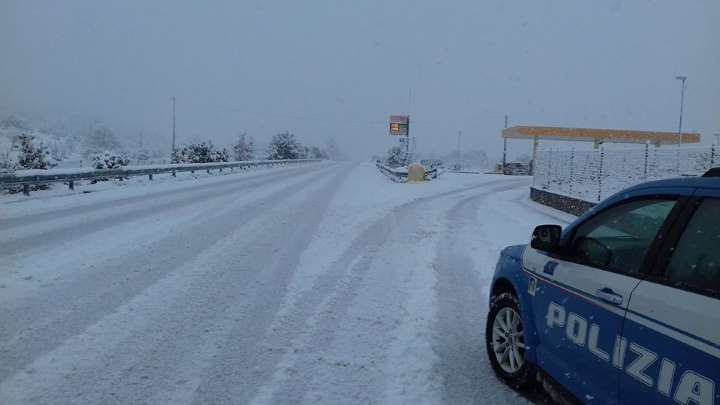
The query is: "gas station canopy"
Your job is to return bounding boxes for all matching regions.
[502,126,700,146]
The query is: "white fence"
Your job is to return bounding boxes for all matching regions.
[533,145,718,202]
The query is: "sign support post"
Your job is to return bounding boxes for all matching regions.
[389,115,411,163]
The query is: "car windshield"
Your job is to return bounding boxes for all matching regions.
[1,1,717,404]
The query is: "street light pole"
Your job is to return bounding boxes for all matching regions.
[502,115,508,174]
[171,96,176,157]
[457,130,462,170]
[675,76,687,146]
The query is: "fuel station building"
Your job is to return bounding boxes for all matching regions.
[501,126,701,173]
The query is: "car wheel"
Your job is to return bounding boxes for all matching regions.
[486,292,534,389]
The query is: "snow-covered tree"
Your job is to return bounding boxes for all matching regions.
[267,132,301,160]
[172,141,228,164]
[233,133,255,161]
[0,134,54,192]
[212,147,229,162]
[298,145,311,159]
[92,151,130,169]
[385,146,405,168]
[17,134,52,170]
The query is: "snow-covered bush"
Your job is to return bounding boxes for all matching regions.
[172,141,228,164]
[233,133,255,161]
[385,146,405,168]
[92,151,130,169]
[1,134,54,192]
[267,132,301,160]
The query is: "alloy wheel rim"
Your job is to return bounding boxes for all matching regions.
[491,307,525,373]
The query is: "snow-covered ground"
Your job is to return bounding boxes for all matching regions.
[0,162,573,404]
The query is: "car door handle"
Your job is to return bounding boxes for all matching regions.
[595,287,623,305]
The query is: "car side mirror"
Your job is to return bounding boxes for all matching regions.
[531,224,562,252]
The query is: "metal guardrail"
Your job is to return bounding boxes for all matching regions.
[375,161,408,182]
[1,159,322,195]
[425,167,440,179]
[375,161,439,182]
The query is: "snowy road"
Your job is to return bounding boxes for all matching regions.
[0,162,573,404]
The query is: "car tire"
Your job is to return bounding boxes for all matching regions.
[485,291,535,389]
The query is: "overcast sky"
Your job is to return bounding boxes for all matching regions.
[1,0,718,160]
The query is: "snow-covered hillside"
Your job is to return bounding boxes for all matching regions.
[0,116,80,169]
[0,115,170,172]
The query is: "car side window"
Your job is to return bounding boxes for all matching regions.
[664,198,720,296]
[568,199,676,274]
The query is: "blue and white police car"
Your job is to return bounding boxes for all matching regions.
[486,169,720,404]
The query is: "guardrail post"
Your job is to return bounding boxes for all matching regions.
[69,180,74,190]
[23,184,30,196]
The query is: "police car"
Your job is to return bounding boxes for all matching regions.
[486,169,720,404]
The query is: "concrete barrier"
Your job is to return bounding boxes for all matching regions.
[407,164,426,183]
[530,187,596,216]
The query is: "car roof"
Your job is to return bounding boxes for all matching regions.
[622,176,720,196]
[573,175,720,227]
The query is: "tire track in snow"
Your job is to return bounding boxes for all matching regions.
[250,177,529,404]
[0,162,328,230]
[0,165,342,394]
[170,165,354,405]
[433,184,566,404]
[0,164,330,257]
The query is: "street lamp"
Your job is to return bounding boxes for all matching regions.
[675,76,687,146]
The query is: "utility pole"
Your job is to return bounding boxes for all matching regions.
[171,96,176,157]
[457,130,462,170]
[502,115,508,174]
[675,76,687,146]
